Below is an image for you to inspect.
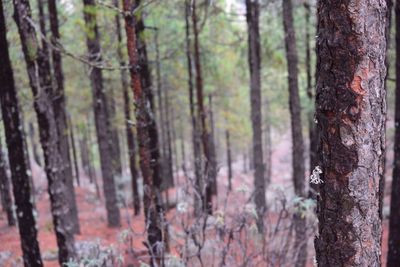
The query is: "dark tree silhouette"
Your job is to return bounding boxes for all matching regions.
[245,0,266,232]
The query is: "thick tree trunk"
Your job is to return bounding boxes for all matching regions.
[82,0,120,227]
[185,0,203,216]
[0,137,15,226]
[122,0,166,263]
[226,130,232,191]
[114,1,141,215]
[282,1,307,266]
[387,1,400,266]
[314,1,387,266]
[245,0,266,232]
[192,0,215,214]
[0,2,42,264]
[48,0,80,234]
[13,0,77,264]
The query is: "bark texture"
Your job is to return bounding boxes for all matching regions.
[314,1,387,266]
[13,0,77,264]
[245,0,266,231]
[82,0,120,227]
[282,1,307,266]
[0,3,42,264]
[114,0,140,215]
[123,0,166,263]
[48,0,80,234]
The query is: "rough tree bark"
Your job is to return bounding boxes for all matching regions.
[192,0,215,214]
[282,1,307,266]
[245,0,266,232]
[82,0,120,227]
[0,3,42,264]
[0,137,15,226]
[13,0,77,264]
[122,0,166,263]
[185,0,203,216]
[314,1,387,266]
[388,1,400,266]
[48,0,80,234]
[114,0,140,215]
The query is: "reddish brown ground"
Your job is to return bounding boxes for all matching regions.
[0,130,393,266]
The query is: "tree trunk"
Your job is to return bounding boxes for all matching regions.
[304,1,318,175]
[226,130,232,191]
[68,115,80,187]
[387,1,400,266]
[282,1,307,266]
[208,94,218,196]
[114,0,141,215]
[0,137,15,226]
[164,83,174,190]
[185,0,203,216]
[0,2,42,264]
[82,0,120,227]
[13,0,77,263]
[245,0,266,232]
[264,96,272,187]
[122,0,166,263]
[29,122,42,167]
[314,1,387,266]
[192,0,215,214]
[48,0,80,234]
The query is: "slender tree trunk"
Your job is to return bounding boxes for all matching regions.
[29,122,42,167]
[0,2,42,264]
[282,1,307,266]
[13,0,77,263]
[114,0,141,215]
[264,97,272,187]
[164,83,174,190]
[180,122,187,174]
[0,137,15,226]
[153,28,168,188]
[68,116,80,187]
[122,0,166,263]
[82,0,120,227]
[208,94,218,196]
[305,1,318,200]
[314,1,387,266]
[304,1,318,174]
[245,0,266,232]
[48,0,80,234]
[185,0,203,216]
[381,0,393,220]
[226,130,232,191]
[387,1,400,266]
[192,0,214,214]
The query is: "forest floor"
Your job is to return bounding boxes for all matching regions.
[0,130,392,266]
